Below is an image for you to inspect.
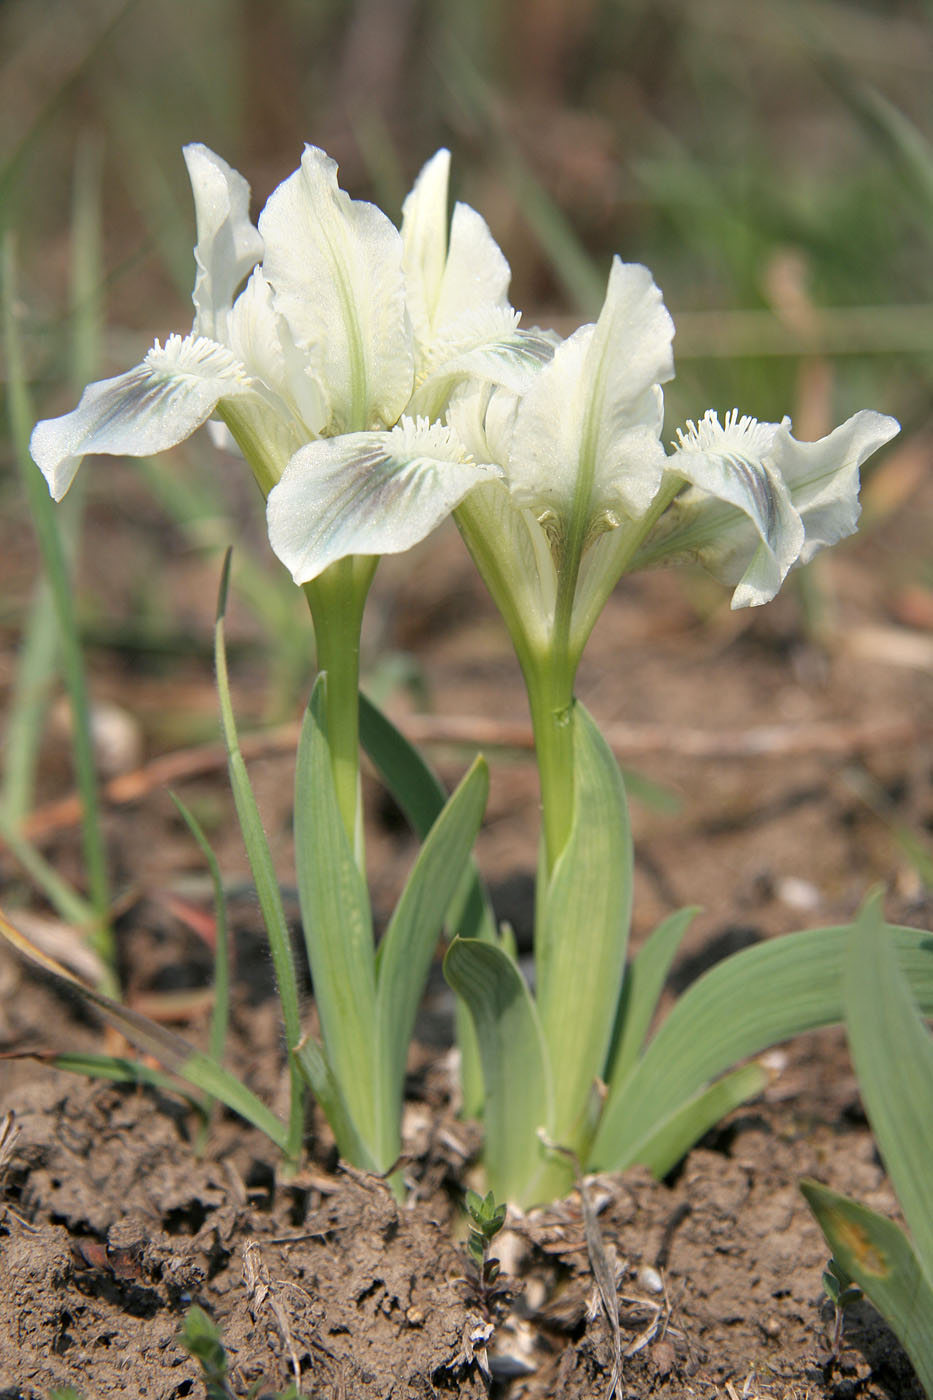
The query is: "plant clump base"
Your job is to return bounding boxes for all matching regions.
[0,1002,924,1400]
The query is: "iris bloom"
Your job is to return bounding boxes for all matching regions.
[436,260,898,866]
[446,267,898,672]
[639,407,900,608]
[30,144,551,553]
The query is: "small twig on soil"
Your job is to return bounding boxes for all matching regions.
[539,1132,622,1400]
[9,714,927,846]
[243,1239,302,1391]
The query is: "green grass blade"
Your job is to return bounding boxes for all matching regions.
[0,908,287,1149]
[3,234,114,979]
[0,815,95,930]
[215,551,304,1163]
[0,577,60,825]
[635,1063,769,1179]
[374,756,488,1160]
[169,793,230,1072]
[295,677,378,1160]
[535,703,632,1149]
[2,141,102,827]
[33,1050,204,1110]
[605,907,698,1092]
[591,922,933,1173]
[801,1181,933,1396]
[444,936,557,1205]
[135,451,309,719]
[69,136,104,391]
[845,893,933,1278]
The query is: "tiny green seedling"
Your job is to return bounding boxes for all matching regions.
[179,1307,233,1400]
[180,1305,301,1400]
[821,1256,863,1356]
[465,1187,508,1307]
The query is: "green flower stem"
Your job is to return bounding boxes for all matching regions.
[523,649,577,872]
[214,401,377,861]
[216,401,287,499]
[525,476,688,871]
[303,556,378,860]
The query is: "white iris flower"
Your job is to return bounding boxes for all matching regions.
[451,257,677,660]
[643,407,901,607]
[30,144,551,579]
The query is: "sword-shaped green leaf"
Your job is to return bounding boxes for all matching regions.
[444,937,556,1204]
[592,922,933,1173]
[374,756,488,1164]
[359,692,496,944]
[605,907,698,1092]
[801,1181,933,1397]
[844,891,933,1280]
[293,1035,380,1173]
[535,702,632,1150]
[636,1062,769,1178]
[359,690,496,1116]
[295,677,378,1156]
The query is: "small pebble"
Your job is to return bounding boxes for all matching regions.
[637,1264,663,1294]
[775,875,821,912]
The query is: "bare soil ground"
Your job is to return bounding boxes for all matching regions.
[0,454,931,1398]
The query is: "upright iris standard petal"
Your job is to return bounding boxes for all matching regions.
[29,335,251,501]
[183,144,264,342]
[401,150,511,350]
[259,146,413,435]
[400,149,455,348]
[401,149,553,420]
[508,259,674,532]
[266,417,503,583]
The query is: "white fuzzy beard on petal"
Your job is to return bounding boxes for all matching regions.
[675,408,776,460]
[144,333,247,386]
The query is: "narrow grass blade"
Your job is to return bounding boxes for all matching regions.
[3,235,113,977]
[591,922,933,1173]
[136,451,308,720]
[374,756,488,1161]
[0,815,95,930]
[535,703,632,1149]
[295,678,377,1158]
[605,907,698,1091]
[69,136,104,392]
[444,937,556,1205]
[845,892,933,1278]
[215,552,304,1163]
[12,1049,204,1110]
[801,1181,933,1396]
[1,578,60,826]
[169,793,230,1072]
[636,1063,769,1178]
[0,907,287,1149]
